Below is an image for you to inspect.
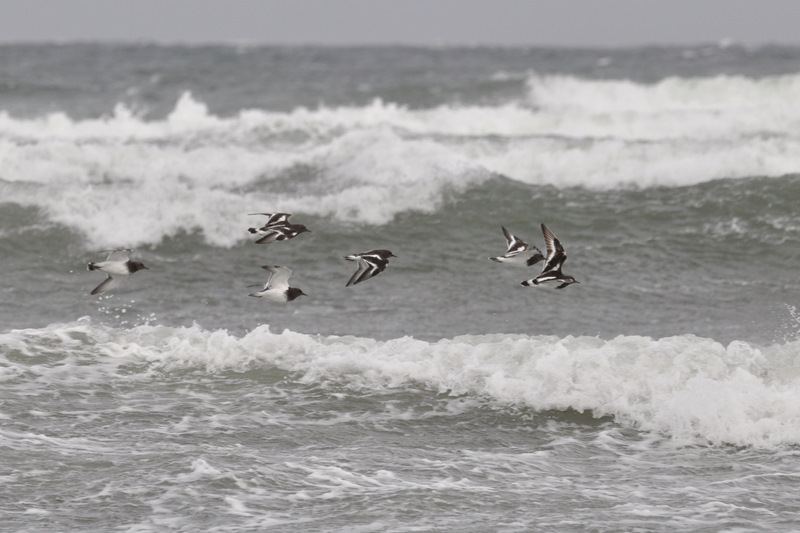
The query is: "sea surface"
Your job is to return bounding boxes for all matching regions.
[1,43,800,532]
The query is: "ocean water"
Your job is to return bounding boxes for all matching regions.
[1,44,800,531]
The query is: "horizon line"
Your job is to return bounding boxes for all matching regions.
[0,38,797,51]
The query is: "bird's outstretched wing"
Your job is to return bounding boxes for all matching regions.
[345,256,388,287]
[346,258,372,287]
[540,224,566,272]
[262,265,292,290]
[254,226,287,244]
[249,212,291,226]
[91,275,118,295]
[501,226,529,257]
[99,248,132,262]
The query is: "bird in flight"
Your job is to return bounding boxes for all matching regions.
[248,265,307,303]
[521,224,579,289]
[86,249,149,295]
[344,249,396,287]
[489,226,545,267]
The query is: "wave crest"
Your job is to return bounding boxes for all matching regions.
[2,74,800,246]
[3,320,799,447]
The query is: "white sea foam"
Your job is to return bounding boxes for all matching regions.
[2,73,800,246]
[3,321,800,448]
[526,72,800,114]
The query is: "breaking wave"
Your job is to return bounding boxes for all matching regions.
[1,71,800,247]
[2,320,800,448]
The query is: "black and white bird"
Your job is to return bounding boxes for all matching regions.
[86,249,149,295]
[344,249,396,287]
[247,212,292,233]
[521,224,579,289]
[251,222,310,244]
[489,226,545,267]
[248,265,307,303]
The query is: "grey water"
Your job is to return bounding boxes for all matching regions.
[1,44,800,532]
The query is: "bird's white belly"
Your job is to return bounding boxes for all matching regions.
[260,290,287,303]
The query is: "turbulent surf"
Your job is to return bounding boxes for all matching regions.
[1,44,800,531]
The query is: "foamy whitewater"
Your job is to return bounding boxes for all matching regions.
[1,44,800,531]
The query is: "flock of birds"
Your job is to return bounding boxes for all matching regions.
[491,224,579,289]
[86,213,578,301]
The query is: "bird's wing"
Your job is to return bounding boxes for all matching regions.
[254,227,285,244]
[360,251,390,263]
[346,258,375,287]
[366,256,388,277]
[90,275,118,295]
[347,249,378,260]
[540,224,566,271]
[249,212,291,225]
[100,248,132,262]
[501,226,529,256]
[534,271,560,284]
[262,265,292,290]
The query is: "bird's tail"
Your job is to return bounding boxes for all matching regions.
[344,255,358,261]
[520,278,540,287]
[489,256,502,263]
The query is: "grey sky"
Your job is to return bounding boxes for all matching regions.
[1,0,799,47]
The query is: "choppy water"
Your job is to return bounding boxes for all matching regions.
[1,44,800,532]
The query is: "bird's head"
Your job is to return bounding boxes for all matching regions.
[130,261,149,272]
[287,287,307,301]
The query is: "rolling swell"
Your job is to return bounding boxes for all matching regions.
[2,319,799,447]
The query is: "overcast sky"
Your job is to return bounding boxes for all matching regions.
[1,0,799,47]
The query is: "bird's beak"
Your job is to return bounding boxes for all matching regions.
[143,265,150,270]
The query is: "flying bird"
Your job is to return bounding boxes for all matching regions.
[250,222,310,244]
[86,249,149,295]
[345,249,396,287]
[489,226,544,267]
[248,265,307,303]
[521,224,579,289]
